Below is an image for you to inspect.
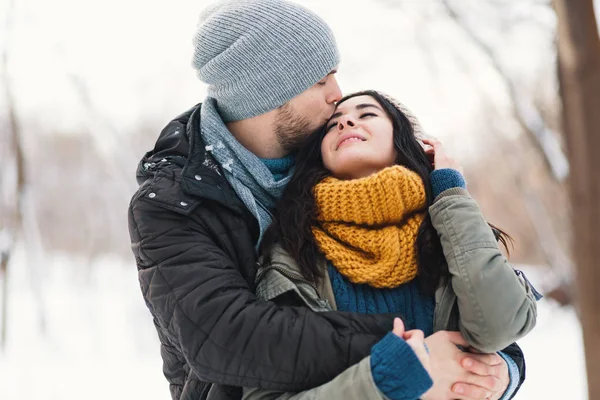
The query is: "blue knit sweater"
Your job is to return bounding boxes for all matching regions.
[329,266,435,399]
[259,155,295,182]
[329,265,435,336]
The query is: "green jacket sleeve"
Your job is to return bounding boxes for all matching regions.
[429,188,537,353]
[243,357,387,400]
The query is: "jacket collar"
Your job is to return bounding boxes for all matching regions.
[136,104,259,235]
[259,245,338,310]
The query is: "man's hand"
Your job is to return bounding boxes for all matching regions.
[453,353,510,400]
[419,331,510,400]
[420,331,471,400]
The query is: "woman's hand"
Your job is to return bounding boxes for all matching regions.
[421,138,463,174]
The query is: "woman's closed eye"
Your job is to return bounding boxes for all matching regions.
[325,113,378,132]
[359,112,377,119]
[326,120,338,131]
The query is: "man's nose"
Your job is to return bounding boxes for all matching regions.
[326,76,342,104]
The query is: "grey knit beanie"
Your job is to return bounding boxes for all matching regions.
[192,0,340,122]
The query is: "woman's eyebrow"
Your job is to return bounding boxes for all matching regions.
[328,103,382,122]
[355,103,383,111]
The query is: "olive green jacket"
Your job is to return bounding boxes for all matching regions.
[243,188,537,400]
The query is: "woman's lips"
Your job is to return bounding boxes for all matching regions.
[336,134,366,150]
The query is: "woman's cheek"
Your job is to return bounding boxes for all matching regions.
[322,150,334,172]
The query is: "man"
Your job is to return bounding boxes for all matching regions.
[128,1,525,399]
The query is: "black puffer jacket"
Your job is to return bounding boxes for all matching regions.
[128,104,396,400]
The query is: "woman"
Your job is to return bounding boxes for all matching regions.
[245,91,539,400]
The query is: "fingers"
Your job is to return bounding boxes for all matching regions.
[404,329,430,370]
[451,383,493,400]
[464,352,503,367]
[420,137,442,149]
[392,317,405,338]
[420,137,461,172]
[457,354,509,399]
[461,356,503,377]
[404,329,424,342]
[462,372,503,392]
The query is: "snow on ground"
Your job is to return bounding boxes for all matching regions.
[511,266,588,399]
[0,249,587,399]
[517,303,587,399]
[0,249,170,400]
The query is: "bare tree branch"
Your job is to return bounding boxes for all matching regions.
[441,0,570,181]
[441,9,574,295]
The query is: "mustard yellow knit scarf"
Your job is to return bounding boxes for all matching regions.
[312,165,427,288]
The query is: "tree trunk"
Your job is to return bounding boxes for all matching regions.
[0,252,8,349]
[554,0,600,398]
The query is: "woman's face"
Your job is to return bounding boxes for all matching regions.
[321,95,396,180]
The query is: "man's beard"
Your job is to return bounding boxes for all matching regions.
[274,103,322,154]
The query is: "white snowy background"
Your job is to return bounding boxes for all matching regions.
[0,249,586,399]
[0,0,594,398]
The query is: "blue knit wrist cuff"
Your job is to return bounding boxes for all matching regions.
[498,351,520,400]
[430,169,466,199]
[370,332,433,400]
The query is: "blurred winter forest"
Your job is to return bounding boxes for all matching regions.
[1,0,599,399]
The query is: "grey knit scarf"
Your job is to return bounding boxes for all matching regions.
[200,98,294,250]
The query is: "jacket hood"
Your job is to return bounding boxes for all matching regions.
[136,105,198,185]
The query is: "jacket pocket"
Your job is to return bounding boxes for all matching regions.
[139,171,202,216]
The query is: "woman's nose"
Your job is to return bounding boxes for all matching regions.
[338,116,355,131]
